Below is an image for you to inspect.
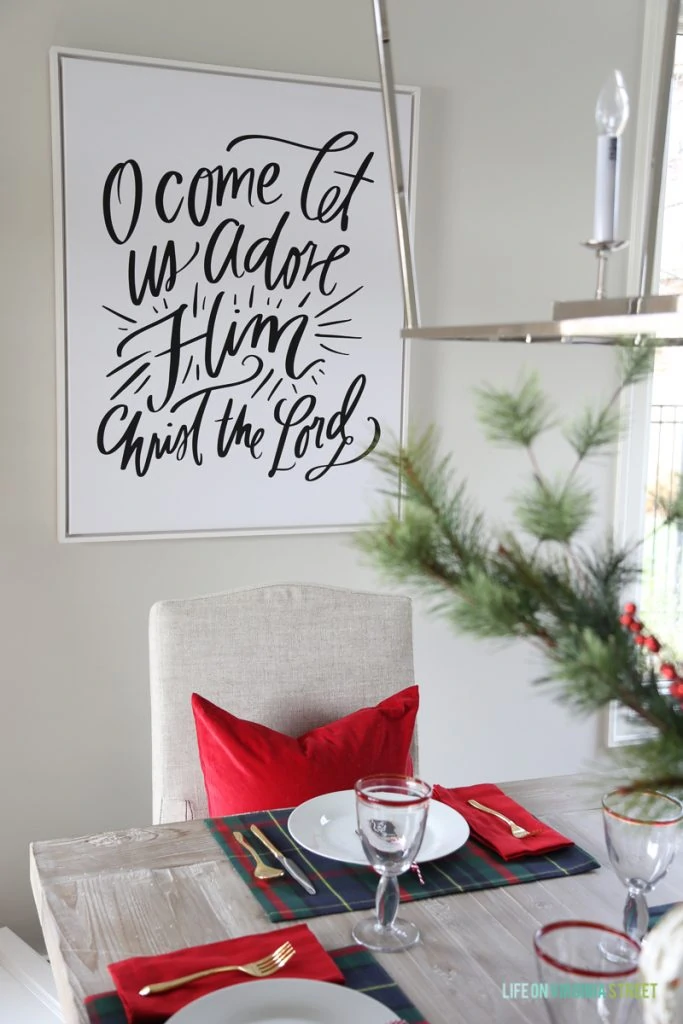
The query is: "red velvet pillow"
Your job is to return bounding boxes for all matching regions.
[191,685,419,815]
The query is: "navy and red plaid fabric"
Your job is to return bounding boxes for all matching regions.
[84,945,428,1023]
[207,807,600,923]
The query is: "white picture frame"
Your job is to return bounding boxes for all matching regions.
[50,48,419,541]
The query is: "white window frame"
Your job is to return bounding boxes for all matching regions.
[610,0,682,746]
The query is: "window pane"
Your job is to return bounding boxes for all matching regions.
[642,34,683,649]
[658,35,683,296]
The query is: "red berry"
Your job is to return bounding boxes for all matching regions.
[619,614,634,627]
[634,634,646,645]
[629,620,643,633]
[661,663,677,680]
[644,636,661,653]
[670,681,683,699]
[624,602,637,615]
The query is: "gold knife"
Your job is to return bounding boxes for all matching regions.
[249,825,316,895]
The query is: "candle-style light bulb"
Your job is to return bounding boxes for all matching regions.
[595,70,630,137]
[593,70,630,243]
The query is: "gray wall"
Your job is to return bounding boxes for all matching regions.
[1,0,643,946]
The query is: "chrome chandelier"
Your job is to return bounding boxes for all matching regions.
[371,0,683,345]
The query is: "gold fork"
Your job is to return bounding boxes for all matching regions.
[138,940,296,995]
[234,831,284,879]
[467,798,542,839]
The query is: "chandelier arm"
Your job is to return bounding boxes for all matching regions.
[371,0,420,330]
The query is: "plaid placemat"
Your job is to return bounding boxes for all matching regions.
[207,808,600,923]
[649,901,680,929]
[84,945,427,1022]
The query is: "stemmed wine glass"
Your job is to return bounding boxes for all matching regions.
[534,921,641,1023]
[352,774,432,953]
[601,787,683,962]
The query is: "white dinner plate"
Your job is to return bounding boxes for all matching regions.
[287,789,470,865]
[166,978,396,1023]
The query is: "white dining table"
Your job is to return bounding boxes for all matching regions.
[29,773,682,1024]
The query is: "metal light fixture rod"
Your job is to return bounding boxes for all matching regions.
[371,0,419,329]
[639,0,680,297]
[581,239,630,300]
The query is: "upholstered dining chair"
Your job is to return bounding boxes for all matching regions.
[149,582,417,824]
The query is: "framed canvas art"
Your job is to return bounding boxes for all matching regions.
[50,48,418,540]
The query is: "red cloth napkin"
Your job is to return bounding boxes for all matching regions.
[433,782,574,861]
[107,923,344,1023]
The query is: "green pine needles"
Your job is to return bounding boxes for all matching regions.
[357,342,683,790]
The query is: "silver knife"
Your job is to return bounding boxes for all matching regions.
[249,824,316,895]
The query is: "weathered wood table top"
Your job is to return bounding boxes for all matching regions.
[29,774,682,1023]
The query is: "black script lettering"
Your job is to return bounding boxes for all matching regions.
[113,156,283,242]
[117,306,188,411]
[187,167,214,226]
[203,291,323,380]
[255,162,282,206]
[154,171,184,224]
[203,217,246,284]
[213,160,282,209]
[227,132,372,232]
[305,244,349,295]
[96,392,210,477]
[180,160,281,225]
[306,374,380,480]
[216,398,264,458]
[152,159,283,230]
[117,305,265,413]
[169,363,264,417]
[127,240,200,306]
[102,159,143,244]
[203,212,349,295]
[300,132,373,231]
[268,375,380,480]
[269,394,316,475]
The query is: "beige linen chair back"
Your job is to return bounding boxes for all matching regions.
[149,583,417,823]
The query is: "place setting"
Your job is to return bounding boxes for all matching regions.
[205,773,600,931]
[83,771,602,1024]
[85,923,415,1024]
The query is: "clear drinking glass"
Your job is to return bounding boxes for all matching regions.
[534,921,640,1023]
[352,774,432,953]
[601,787,682,962]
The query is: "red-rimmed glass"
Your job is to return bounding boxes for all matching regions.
[534,921,640,1023]
[352,774,431,953]
[601,788,682,961]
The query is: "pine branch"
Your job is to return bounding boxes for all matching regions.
[527,445,551,496]
[514,477,593,543]
[562,342,652,489]
[476,373,555,448]
[619,340,655,388]
[564,405,621,461]
[368,430,489,567]
[614,732,683,792]
[355,347,681,792]
[614,690,674,735]
[494,535,573,635]
[537,626,676,736]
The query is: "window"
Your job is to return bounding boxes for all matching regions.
[610,5,683,745]
[640,34,683,647]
